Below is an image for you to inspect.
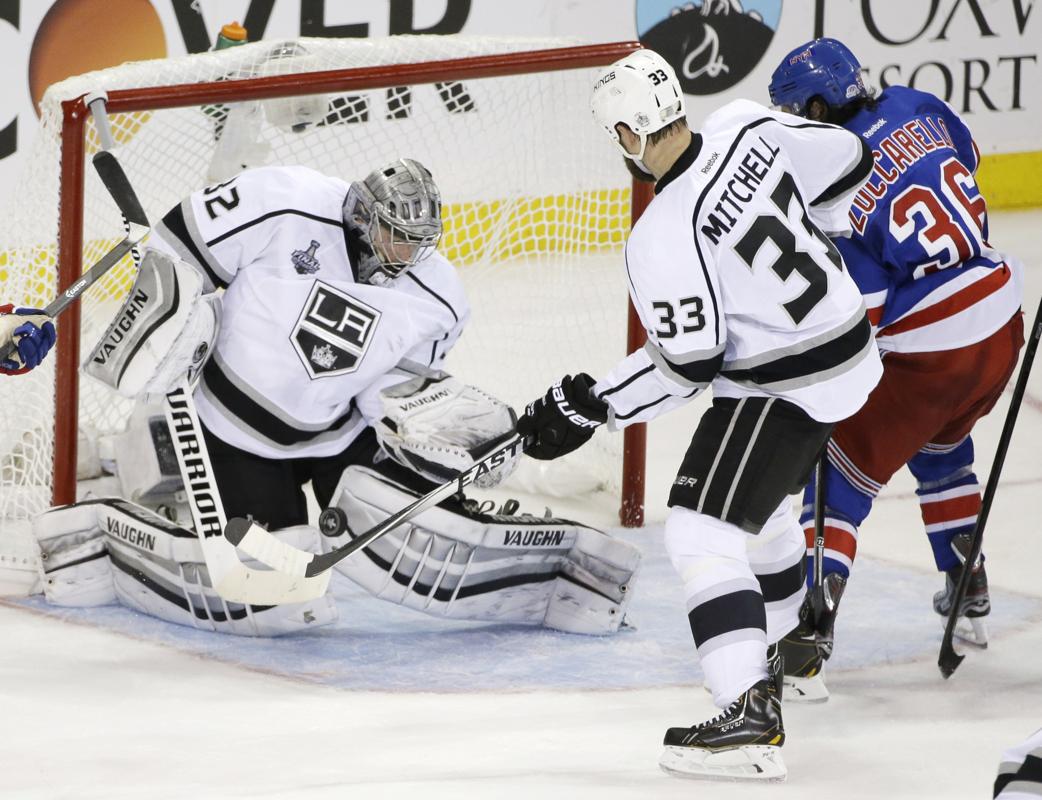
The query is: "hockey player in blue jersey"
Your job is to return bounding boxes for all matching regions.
[767,38,1025,700]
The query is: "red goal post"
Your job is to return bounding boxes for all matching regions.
[37,39,653,528]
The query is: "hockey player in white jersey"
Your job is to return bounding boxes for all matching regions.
[0,304,55,374]
[32,158,639,639]
[517,50,881,781]
[995,727,1042,799]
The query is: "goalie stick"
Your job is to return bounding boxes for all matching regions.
[0,150,149,361]
[163,381,332,604]
[939,298,1042,678]
[221,434,529,602]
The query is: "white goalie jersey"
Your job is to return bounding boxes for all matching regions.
[151,165,469,460]
[594,100,882,426]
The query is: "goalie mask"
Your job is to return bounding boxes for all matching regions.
[343,158,443,286]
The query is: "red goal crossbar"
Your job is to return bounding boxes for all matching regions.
[53,41,652,526]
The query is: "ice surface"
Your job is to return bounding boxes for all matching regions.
[2,210,1041,798]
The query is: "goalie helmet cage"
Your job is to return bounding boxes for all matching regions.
[0,36,653,533]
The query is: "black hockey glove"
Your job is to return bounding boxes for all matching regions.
[517,373,608,461]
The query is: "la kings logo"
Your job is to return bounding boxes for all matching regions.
[292,240,321,274]
[291,280,381,378]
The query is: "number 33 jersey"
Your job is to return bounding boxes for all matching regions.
[152,165,469,460]
[594,100,883,427]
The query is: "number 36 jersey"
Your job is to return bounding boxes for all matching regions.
[594,100,883,427]
[835,85,1021,354]
[152,165,469,460]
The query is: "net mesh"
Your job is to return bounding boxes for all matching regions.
[0,35,637,534]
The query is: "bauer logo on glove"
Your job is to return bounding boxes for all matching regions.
[517,373,608,461]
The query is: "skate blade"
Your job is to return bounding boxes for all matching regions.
[951,616,989,649]
[782,673,830,703]
[659,745,787,782]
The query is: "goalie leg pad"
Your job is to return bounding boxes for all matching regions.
[32,504,115,607]
[105,514,337,636]
[327,465,640,634]
[40,499,336,636]
[547,526,641,635]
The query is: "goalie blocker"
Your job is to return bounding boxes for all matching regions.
[83,247,220,400]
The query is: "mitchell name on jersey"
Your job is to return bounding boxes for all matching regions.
[152,164,469,459]
[594,100,882,427]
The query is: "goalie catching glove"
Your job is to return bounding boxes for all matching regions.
[83,248,220,398]
[517,373,608,460]
[374,371,519,487]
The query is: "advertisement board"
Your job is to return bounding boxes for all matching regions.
[0,0,1036,206]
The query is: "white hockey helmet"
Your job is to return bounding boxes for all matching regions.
[343,158,443,285]
[591,49,686,164]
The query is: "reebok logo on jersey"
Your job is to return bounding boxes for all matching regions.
[848,115,957,235]
[700,152,720,174]
[862,118,887,138]
[291,240,321,274]
[292,281,381,378]
[674,475,699,488]
[700,136,780,245]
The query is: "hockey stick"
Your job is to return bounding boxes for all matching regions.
[0,150,148,361]
[223,434,528,598]
[163,381,332,604]
[808,450,827,630]
[939,300,1042,678]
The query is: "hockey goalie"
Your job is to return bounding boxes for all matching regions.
[31,157,640,637]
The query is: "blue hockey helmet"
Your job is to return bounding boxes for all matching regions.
[768,38,870,117]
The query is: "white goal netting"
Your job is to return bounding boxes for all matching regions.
[0,35,640,545]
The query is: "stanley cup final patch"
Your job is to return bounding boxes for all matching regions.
[291,280,381,378]
[291,240,321,274]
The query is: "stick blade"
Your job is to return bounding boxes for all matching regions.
[92,150,148,228]
[224,517,315,578]
[214,565,331,605]
[938,641,965,679]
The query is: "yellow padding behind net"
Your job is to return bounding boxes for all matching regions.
[0,187,634,307]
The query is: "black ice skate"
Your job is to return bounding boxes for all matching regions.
[659,659,786,781]
[778,573,846,703]
[933,533,990,648]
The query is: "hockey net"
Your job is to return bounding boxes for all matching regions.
[0,36,650,556]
